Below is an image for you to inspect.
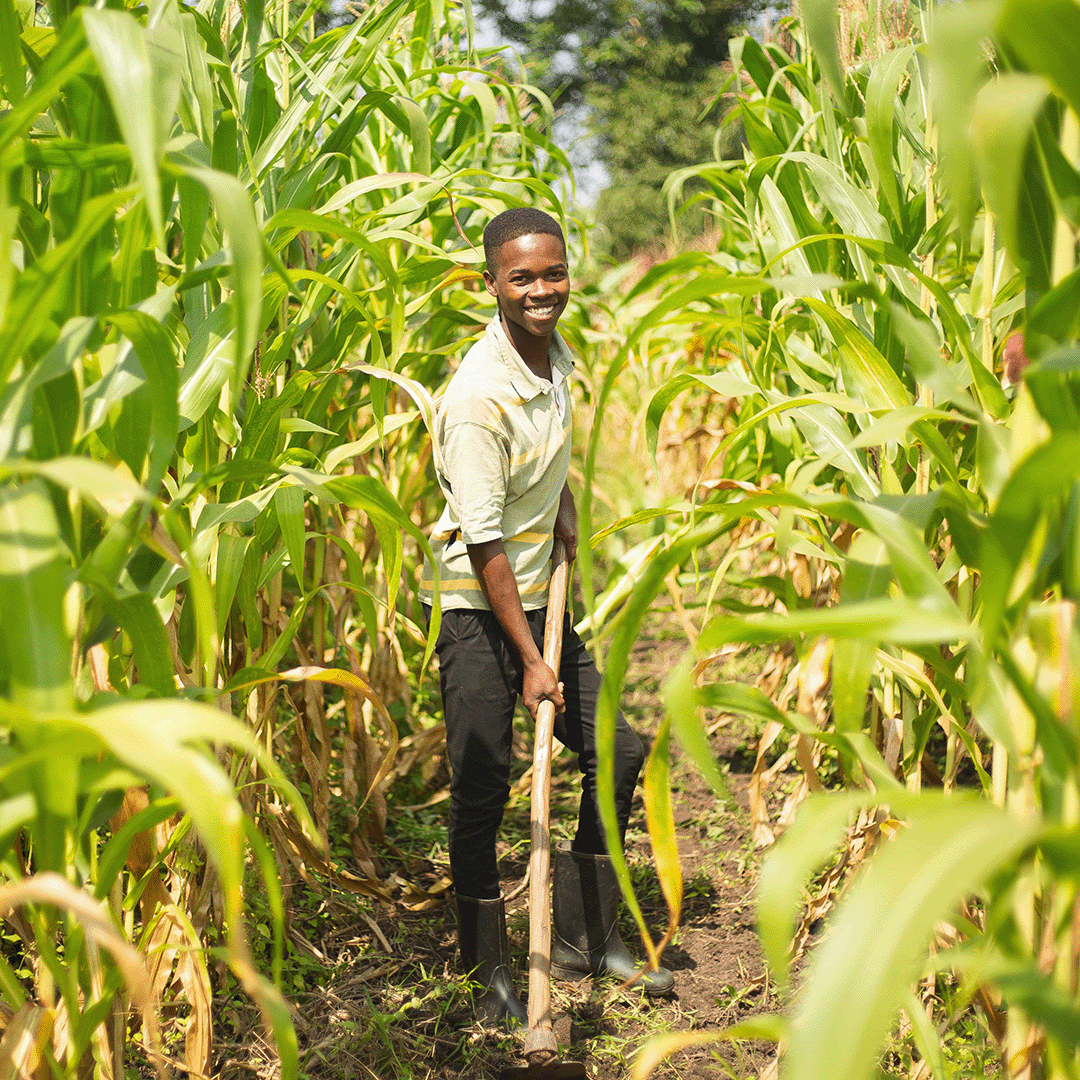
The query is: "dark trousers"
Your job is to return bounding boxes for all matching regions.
[430,606,645,900]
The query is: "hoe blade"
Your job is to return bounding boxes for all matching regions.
[497,1061,588,1080]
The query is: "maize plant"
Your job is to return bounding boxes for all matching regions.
[0,0,571,1074]
[572,0,1080,1077]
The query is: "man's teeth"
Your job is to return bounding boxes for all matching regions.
[529,306,555,317]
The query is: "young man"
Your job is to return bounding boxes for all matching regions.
[421,207,673,1028]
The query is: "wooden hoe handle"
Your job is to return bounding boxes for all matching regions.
[523,538,570,1064]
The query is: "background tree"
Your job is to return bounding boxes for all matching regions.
[477,0,768,255]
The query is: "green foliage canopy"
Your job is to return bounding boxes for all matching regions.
[477,0,767,254]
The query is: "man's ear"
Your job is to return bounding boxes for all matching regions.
[483,269,498,298]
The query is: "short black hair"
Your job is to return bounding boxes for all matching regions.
[483,207,565,272]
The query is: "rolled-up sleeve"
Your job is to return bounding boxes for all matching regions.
[441,421,510,544]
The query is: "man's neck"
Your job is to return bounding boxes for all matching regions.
[502,313,553,381]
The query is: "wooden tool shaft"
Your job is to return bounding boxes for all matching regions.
[523,539,569,1064]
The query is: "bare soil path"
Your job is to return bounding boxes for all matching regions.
[216,616,778,1080]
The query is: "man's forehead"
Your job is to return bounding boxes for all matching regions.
[491,232,566,272]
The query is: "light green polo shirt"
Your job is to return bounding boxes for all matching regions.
[420,315,575,611]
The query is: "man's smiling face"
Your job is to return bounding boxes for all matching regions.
[483,232,570,346]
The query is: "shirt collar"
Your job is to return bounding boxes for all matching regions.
[487,315,575,402]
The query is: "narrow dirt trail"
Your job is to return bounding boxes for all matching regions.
[215,617,780,1080]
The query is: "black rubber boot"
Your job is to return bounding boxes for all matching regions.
[455,893,529,1028]
[550,842,675,996]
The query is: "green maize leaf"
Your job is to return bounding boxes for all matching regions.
[998,0,1080,120]
[930,0,1003,236]
[0,0,25,106]
[0,482,71,709]
[183,167,263,394]
[1036,824,1080,882]
[832,533,891,734]
[0,16,93,154]
[104,592,175,698]
[226,376,309,492]
[800,0,850,112]
[13,139,131,170]
[461,78,496,143]
[1035,111,1080,232]
[0,170,15,330]
[1025,265,1080,359]
[322,410,419,473]
[698,597,971,651]
[788,403,879,499]
[0,317,95,459]
[238,0,264,128]
[645,371,762,462]
[247,18,368,177]
[757,790,874,993]
[1067,481,1080,601]
[804,299,910,411]
[177,171,212,273]
[274,486,307,586]
[595,521,728,970]
[82,9,174,241]
[279,418,335,438]
[981,431,1080,643]
[623,250,717,302]
[0,186,131,379]
[4,696,315,897]
[663,655,728,804]
[788,153,890,243]
[902,988,948,1079]
[619,272,771,356]
[108,311,180,494]
[698,680,902,791]
[589,505,695,546]
[325,535,379,647]
[256,545,289,593]
[243,817,285,983]
[2,458,149,518]
[970,74,1052,273]
[989,959,1080,1050]
[831,634,875,733]
[194,487,279,533]
[324,474,437,624]
[265,209,399,287]
[866,45,916,223]
[641,712,680,970]
[215,532,251,640]
[234,540,262,649]
[178,10,213,146]
[212,107,238,175]
[847,405,959,449]
[396,95,432,175]
[857,500,956,602]
[888,304,981,416]
[177,302,235,427]
[783,796,1039,1080]
[730,34,779,98]
[256,593,314,672]
[0,793,37,864]
[758,174,817,284]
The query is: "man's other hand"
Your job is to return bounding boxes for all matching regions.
[523,658,565,721]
